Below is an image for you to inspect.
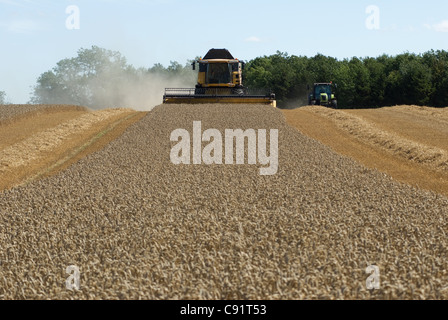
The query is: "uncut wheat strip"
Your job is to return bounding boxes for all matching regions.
[306,106,448,171]
[0,109,130,171]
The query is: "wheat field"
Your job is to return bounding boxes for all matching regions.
[0,104,447,300]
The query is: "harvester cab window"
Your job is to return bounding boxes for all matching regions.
[199,63,207,73]
[207,63,231,84]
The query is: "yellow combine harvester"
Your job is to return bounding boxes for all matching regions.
[163,49,276,107]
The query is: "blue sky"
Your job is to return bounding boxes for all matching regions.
[1,0,447,103]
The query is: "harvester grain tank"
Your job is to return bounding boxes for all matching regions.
[163,49,276,107]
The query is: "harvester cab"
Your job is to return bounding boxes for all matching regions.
[308,82,338,108]
[192,49,244,93]
[163,49,276,107]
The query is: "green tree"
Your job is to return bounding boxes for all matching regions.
[147,60,197,83]
[384,54,406,106]
[364,55,387,107]
[385,69,404,106]
[333,60,355,107]
[399,58,433,106]
[287,55,313,107]
[269,52,298,106]
[306,54,337,83]
[383,53,433,106]
[245,52,324,107]
[31,46,130,108]
[31,46,196,109]
[423,50,448,107]
[148,63,169,75]
[348,57,371,108]
[244,56,273,90]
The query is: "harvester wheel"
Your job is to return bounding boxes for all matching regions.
[310,100,316,106]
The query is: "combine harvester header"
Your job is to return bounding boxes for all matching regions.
[163,49,276,107]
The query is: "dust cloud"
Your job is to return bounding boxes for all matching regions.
[279,96,309,110]
[87,71,196,111]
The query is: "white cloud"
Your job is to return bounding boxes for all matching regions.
[0,0,24,6]
[0,19,40,34]
[433,20,448,32]
[245,36,262,43]
[423,20,448,32]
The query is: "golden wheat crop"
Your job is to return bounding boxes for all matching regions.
[0,103,447,300]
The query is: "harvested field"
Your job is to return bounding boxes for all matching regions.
[1,103,447,300]
[0,104,86,125]
[0,105,146,191]
[283,105,448,197]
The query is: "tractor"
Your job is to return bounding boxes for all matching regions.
[308,82,338,108]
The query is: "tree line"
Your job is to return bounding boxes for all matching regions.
[26,46,448,109]
[244,50,448,108]
[30,46,197,109]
